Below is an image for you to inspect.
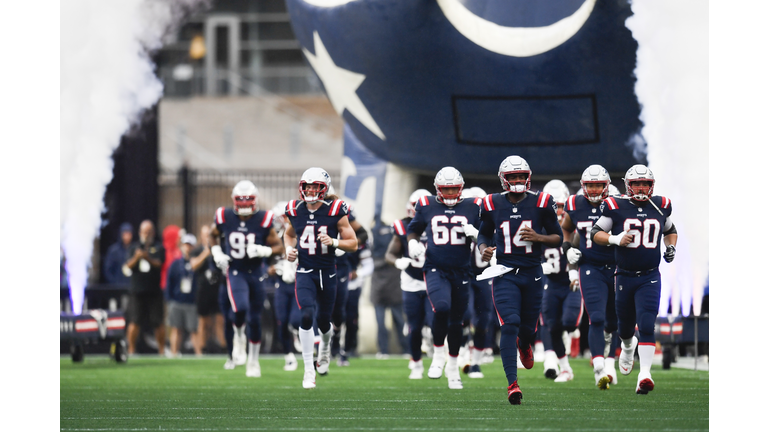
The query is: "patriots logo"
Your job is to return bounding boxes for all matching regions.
[341,201,349,213]
[286,0,641,176]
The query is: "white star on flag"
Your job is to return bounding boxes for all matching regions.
[303,31,385,140]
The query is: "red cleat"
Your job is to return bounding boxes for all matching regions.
[517,338,534,369]
[507,381,523,405]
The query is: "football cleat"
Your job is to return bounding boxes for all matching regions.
[233,335,247,366]
[246,360,261,378]
[517,338,534,369]
[554,368,574,382]
[316,356,330,376]
[467,364,484,379]
[223,358,236,370]
[428,354,446,379]
[284,352,298,371]
[302,370,316,389]
[337,354,350,367]
[507,381,523,405]
[446,366,463,389]
[619,336,638,375]
[636,371,655,394]
[481,348,495,364]
[595,368,610,390]
[544,368,558,380]
[605,359,618,385]
[409,360,424,379]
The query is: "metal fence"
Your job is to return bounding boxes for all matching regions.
[159,167,340,234]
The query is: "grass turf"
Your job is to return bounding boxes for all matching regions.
[61,355,708,431]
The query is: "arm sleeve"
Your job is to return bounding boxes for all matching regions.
[663,217,675,233]
[478,209,495,247]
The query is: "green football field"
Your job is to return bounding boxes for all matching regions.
[60,355,708,431]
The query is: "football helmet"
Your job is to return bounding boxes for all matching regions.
[407,189,432,218]
[543,180,569,222]
[580,165,611,204]
[433,167,464,206]
[498,156,531,193]
[461,186,487,199]
[608,184,621,196]
[272,201,288,232]
[299,167,331,203]
[623,164,655,202]
[232,180,259,216]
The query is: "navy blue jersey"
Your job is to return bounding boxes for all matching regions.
[214,207,274,272]
[564,194,615,266]
[336,208,357,271]
[393,217,427,280]
[478,191,563,268]
[541,246,569,285]
[285,198,349,270]
[599,195,672,271]
[406,196,482,270]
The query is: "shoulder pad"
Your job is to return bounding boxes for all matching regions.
[482,194,495,211]
[215,207,227,224]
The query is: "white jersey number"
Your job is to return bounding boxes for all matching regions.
[229,232,256,259]
[299,225,329,255]
[543,248,562,274]
[576,221,594,249]
[623,218,661,249]
[431,215,469,245]
[500,220,533,254]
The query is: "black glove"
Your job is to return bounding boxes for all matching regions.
[663,245,676,263]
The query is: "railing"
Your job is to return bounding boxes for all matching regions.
[159,65,323,97]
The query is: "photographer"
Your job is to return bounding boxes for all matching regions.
[124,220,166,356]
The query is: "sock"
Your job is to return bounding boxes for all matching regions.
[558,356,571,371]
[234,325,245,339]
[319,327,333,356]
[638,344,655,374]
[248,342,260,363]
[471,347,483,366]
[592,356,605,372]
[622,337,634,350]
[605,357,616,371]
[446,355,458,376]
[299,328,315,372]
[433,344,446,359]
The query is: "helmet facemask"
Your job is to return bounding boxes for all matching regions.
[300,181,328,203]
[500,171,530,193]
[581,181,609,204]
[626,179,654,202]
[436,185,463,207]
[233,195,257,216]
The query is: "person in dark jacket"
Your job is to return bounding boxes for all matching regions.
[103,222,133,284]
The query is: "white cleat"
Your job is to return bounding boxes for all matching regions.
[223,358,236,370]
[316,354,330,376]
[284,353,298,371]
[467,364,484,378]
[481,348,495,364]
[446,367,463,389]
[246,360,261,378]
[619,336,638,376]
[409,360,424,379]
[605,358,618,385]
[554,368,574,383]
[458,346,471,372]
[302,370,316,389]
[595,368,610,390]
[636,371,655,394]
[233,335,247,366]
[428,354,446,379]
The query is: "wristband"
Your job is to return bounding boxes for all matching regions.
[568,269,579,282]
[608,232,625,246]
[332,238,339,248]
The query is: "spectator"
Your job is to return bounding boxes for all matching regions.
[370,257,408,358]
[165,233,202,357]
[125,220,166,355]
[193,224,225,353]
[103,222,133,284]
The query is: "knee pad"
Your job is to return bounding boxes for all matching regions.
[234,310,247,327]
[432,300,451,315]
[589,311,605,328]
[638,312,657,336]
[501,313,521,327]
[300,307,315,330]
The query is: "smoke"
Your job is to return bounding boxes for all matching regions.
[625,1,708,316]
[61,0,207,314]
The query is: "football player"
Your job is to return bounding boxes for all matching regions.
[460,187,493,379]
[540,180,583,383]
[561,165,621,389]
[406,167,482,390]
[591,164,678,394]
[385,189,433,379]
[283,167,358,389]
[210,180,283,377]
[477,156,563,405]
[267,201,300,372]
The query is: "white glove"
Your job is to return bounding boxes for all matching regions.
[211,245,231,270]
[568,269,580,292]
[608,231,628,246]
[335,247,346,257]
[408,239,425,260]
[281,260,297,283]
[395,257,412,270]
[489,249,497,266]
[247,244,273,258]
[541,263,554,275]
[461,222,479,240]
[566,248,582,265]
